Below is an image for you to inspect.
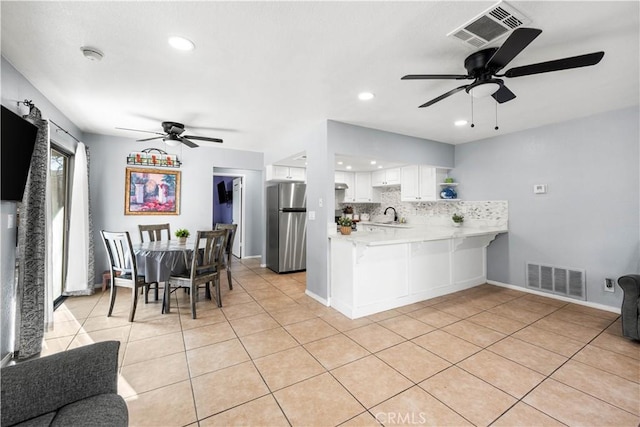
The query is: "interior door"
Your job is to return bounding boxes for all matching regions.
[232,177,242,257]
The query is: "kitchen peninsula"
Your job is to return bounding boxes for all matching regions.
[329,223,507,319]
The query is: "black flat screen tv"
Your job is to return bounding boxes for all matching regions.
[217,181,232,204]
[1,105,38,201]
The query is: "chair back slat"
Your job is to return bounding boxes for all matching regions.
[138,223,171,242]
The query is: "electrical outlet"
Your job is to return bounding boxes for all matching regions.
[604,278,615,293]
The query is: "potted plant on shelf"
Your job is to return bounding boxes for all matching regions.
[451,213,464,227]
[337,217,353,235]
[175,228,190,244]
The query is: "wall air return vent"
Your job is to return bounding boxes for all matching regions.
[447,1,531,49]
[526,262,586,300]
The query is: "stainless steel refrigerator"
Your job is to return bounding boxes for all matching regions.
[266,183,306,273]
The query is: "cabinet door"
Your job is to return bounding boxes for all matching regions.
[400,165,420,201]
[335,171,345,183]
[418,166,436,200]
[371,170,386,187]
[289,167,306,181]
[354,172,372,202]
[343,172,355,202]
[385,167,401,185]
[272,165,290,180]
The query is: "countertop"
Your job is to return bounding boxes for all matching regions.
[329,224,508,246]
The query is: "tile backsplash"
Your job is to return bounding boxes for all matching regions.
[338,187,508,227]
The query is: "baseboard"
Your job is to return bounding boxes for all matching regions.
[487,280,621,314]
[243,255,261,259]
[305,289,330,306]
[260,264,267,268]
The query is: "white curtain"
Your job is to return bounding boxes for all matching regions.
[63,142,92,295]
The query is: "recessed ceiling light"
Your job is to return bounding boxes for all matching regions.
[378,165,383,169]
[358,92,375,101]
[337,161,343,165]
[346,165,352,170]
[168,36,195,51]
[454,120,468,127]
[370,160,377,165]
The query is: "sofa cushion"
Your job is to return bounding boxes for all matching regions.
[11,412,56,427]
[51,394,128,427]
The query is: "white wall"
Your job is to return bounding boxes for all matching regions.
[1,57,79,153]
[453,106,640,308]
[83,132,264,283]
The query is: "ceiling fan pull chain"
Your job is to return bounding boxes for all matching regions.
[470,96,475,128]
[495,101,499,131]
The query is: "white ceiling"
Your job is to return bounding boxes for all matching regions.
[2,1,638,154]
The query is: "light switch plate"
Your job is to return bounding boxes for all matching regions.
[533,184,547,194]
[308,211,316,220]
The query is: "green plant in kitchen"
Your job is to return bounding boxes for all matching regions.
[444,177,455,183]
[452,213,464,223]
[337,217,353,227]
[175,228,190,238]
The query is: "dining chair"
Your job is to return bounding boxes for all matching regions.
[138,223,171,242]
[100,230,159,322]
[137,223,171,300]
[166,230,228,319]
[214,223,238,290]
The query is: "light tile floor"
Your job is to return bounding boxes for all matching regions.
[43,258,640,426]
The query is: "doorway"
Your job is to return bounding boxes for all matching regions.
[213,174,245,258]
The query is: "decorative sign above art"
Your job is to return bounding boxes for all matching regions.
[127,148,181,168]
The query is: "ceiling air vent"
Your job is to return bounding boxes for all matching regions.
[447,1,531,49]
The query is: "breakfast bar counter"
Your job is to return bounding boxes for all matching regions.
[328,225,507,319]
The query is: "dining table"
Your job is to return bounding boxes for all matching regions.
[133,239,192,314]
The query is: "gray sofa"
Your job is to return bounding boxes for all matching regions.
[618,274,640,340]
[1,340,128,426]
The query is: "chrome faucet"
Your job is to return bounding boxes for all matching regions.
[384,206,398,222]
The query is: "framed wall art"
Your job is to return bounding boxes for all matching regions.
[125,167,180,215]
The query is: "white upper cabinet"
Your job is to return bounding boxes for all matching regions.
[266,165,306,182]
[371,167,401,187]
[400,165,437,201]
[354,172,380,202]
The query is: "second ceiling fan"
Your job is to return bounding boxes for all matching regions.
[402,27,604,108]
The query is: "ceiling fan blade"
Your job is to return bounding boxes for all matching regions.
[402,74,469,80]
[487,28,542,71]
[504,51,605,78]
[492,85,516,103]
[419,85,468,108]
[116,127,164,136]
[179,137,199,148]
[136,136,165,142]
[183,135,223,143]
